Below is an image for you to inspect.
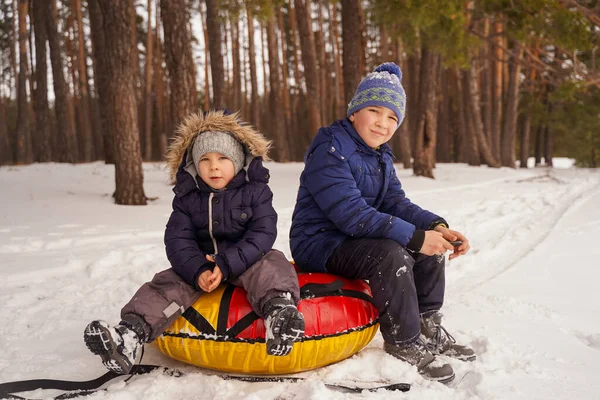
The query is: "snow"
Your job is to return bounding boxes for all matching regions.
[1,160,599,400]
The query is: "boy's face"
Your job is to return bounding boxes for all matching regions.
[349,106,399,149]
[197,152,236,190]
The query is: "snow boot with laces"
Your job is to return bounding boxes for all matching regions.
[263,294,305,356]
[420,311,476,362]
[83,320,145,374]
[384,339,455,383]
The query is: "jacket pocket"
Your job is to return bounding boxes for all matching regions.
[230,207,253,230]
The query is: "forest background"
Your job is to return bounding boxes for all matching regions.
[1,0,599,205]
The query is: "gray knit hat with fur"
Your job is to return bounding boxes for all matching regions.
[192,131,245,176]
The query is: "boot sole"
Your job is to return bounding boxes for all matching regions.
[429,372,455,384]
[266,307,305,357]
[83,321,132,374]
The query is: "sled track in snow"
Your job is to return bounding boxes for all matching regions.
[461,181,600,292]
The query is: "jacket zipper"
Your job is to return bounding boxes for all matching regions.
[208,192,219,254]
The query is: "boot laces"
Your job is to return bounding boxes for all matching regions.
[427,319,456,352]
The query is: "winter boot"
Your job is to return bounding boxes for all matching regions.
[420,311,476,362]
[263,294,305,356]
[384,339,455,384]
[83,320,144,374]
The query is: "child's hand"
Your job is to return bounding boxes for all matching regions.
[433,225,471,260]
[420,231,454,256]
[206,266,223,292]
[198,269,214,292]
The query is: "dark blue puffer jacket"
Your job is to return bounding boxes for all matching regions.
[290,118,443,272]
[164,111,275,288]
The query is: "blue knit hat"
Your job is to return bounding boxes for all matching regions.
[347,62,406,128]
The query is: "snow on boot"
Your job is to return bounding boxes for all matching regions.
[384,339,455,384]
[83,320,143,374]
[420,311,476,362]
[263,294,305,356]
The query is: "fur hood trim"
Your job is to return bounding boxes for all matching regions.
[166,110,272,182]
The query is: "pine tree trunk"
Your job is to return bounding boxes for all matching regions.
[246,6,259,127]
[519,113,531,168]
[266,12,288,162]
[46,0,78,162]
[481,18,492,144]
[341,0,363,104]
[501,41,524,167]
[88,0,114,163]
[406,53,421,157]
[96,0,146,205]
[329,1,344,119]
[413,48,440,178]
[277,8,292,137]
[460,70,479,166]
[0,96,11,165]
[204,0,224,108]
[153,8,168,161]
[535,123,543,166]
[32,0,52,162]
[437,69,451,162]
[161,0,197,125]
[142,0,154,161]
[295,0,322,135]
[16,0,31,164]
[73,0,94,161]
[452,68,466,163]
[491,18,503,160]
[466,63,500,167]
[231,17,242,113]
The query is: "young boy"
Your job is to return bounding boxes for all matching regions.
[290,63,474,384]
[84,110,305,374]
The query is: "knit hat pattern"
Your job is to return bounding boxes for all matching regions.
[192,131,246,176]
[347,62,406,128]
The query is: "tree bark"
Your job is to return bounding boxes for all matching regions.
[501,41,524,167]
[465,63,500,167]
[491,18,503,160]
[413,48,441,178]
[481,18,493,144]
[142,0,154,160]
[46,0,78,162]
[153,6,168,161]
[266,12,289,162]
[95,0,147,205]
[246,6,259,127]
[161,0,197,125]
[341,0,363,104]
[459,70,479,166]
[437,69,451,162]
[277,8,292,137]
[231,17,243,113]
[205,0,225,108]
[295,0,322,136]
[73,0,94,161]
[329,1,344,119]
[0,96,11,165]
[16,0,31,164]
[32,0,52,162]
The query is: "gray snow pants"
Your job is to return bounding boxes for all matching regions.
[326,238,445,346]
[120,249,300,342]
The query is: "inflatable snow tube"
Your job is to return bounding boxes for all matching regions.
[153,272,379,374]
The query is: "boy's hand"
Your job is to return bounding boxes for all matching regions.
[433,225,470,260]
[420,231,454,256]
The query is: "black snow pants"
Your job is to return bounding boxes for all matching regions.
[326,238,445,345]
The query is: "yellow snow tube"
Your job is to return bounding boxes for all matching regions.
[154,273,379,374]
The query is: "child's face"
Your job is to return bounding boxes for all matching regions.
[349,106,399,148]
[197,152,236,190]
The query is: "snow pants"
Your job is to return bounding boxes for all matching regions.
[326,238,445,345]
[120,249,300,341]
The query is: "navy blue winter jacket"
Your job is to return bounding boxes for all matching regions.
[164,111,275,288]
[290,118,445,272]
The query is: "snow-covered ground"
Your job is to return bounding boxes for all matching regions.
[0,160,599,400]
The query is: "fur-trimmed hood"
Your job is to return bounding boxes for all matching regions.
[166,110,272,183]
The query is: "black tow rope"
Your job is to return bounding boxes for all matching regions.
[0,364,168,399]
